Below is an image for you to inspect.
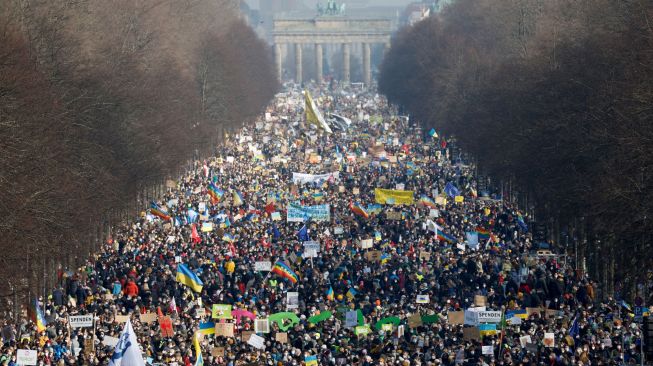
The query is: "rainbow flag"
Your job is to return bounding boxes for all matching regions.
[207,183,224,203]
[350,202,369,219]
[33,299,47,332]
[476,227,491,240]
[271,260,299,284]
[437,231,457,244]
[326,286,334,301]
[150,202,171,221]
[232,191,244,206]
[418,195,437,209]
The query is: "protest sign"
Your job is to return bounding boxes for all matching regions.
[355,325,371,337]
[519,335,532,347]
[241,331,254,342]
[69,314,94,328]
[114,315,130,323]
[364,250,382,262]
[359,239,373,249]
[416,295,430,304]
[16,350,37,365]
[286,203,330,222]
[292,172,338,184]
[139,312,157,324]
[543,333,555,347]
[215,323,234,337]
[254,261,272,271]
[448,311,465,325]
[212,304,233,319]
[303,241,320,252]
[482,346,494,356]
[386,212,403,221]
[254,319,270,333]
[276,332,288,343]
[474,295,487,307]
[345,311,358,328]
[211,347,225,357]
[102,336,119,347]
[408,314,423,328]
[374,188,415,205]
[286,292,299,310]
[247,334,265,349]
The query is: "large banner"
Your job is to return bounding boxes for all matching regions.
[287,203,330,222]
[374,188,415,205]
[292,172,339,185]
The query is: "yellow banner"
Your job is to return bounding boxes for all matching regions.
[374,188,415,205]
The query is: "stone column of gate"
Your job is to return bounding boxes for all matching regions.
[342,43,351,84]
[274,43,283,82]
[315,43,323,84]
[363,42,371,86]
[295,43,303,84]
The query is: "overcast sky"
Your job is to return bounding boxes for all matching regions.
[245,0,418,10]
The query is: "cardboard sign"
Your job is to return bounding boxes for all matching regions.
[386,212,403,221]
[275,332,288,343]
[526,307,542,317]
[364,250,382,262]
[69,314,94,328]
[254,261,272,271]
[16,350,37,365]
[463,327,480,341]
[215,323,234,337]
[211,347,225,357]
[408,314,423,328]
[474,295,487,307]
[139,313,158,324]
[353,188,360,195]
[114,315,130,323]
[419,251,431,260]
[448,311,465,325]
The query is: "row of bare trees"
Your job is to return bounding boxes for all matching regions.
[0,0,278,317]
[379,0,653,300]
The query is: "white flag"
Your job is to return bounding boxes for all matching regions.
[426,219,443,234]
[108,319,145,366]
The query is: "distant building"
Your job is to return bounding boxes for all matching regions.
[401,0,455,27]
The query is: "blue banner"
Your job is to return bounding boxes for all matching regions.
[286,203,330,222]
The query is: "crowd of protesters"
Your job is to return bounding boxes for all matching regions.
[0,83,648,366]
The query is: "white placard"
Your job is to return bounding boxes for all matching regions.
[247,334,266,349]
[69,314,94,328]
[303,249,318,258]
[254,261,272,271]
[254,319,270,334]
[16,350,37,365]
[303,241,321,252]
[345,311,358,328]
[286,292,299,310]
[198,202,206,212]
[416,295,430,304]
[395,183,405,190]
[334,226,344,235]
[359,239,373,249]
[482,345,494,355]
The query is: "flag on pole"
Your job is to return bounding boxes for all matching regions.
[169,297,178,315]
[444,182,460,198]
[108,319,145,366]
[150,202,171,221]
[349,202,369,219]
[297,224,310,242]
[232,191,244,206]
[418,195,437,209]
[198,322,215,335]
[33,299,47,333]
[326,286,334,301]
[271,260,299,284]
[207,183,224,203]
[194,332,204,366]
[304,90,332,134]
[176,264,204,293]
[191,224,201,244]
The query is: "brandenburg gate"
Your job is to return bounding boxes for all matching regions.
[272,7,392,85]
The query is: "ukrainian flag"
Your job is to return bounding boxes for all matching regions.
[326,286,334,301]
[233,191,244,206]
[176,264,203,293]
[194,332,204,366]
[198,322,215,335]
[305,355,318,366]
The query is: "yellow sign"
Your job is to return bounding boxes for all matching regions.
[454,196,464,203]
[374,189,415,205]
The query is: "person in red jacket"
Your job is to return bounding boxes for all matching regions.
[123,279,139,297]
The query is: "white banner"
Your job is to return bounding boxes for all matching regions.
[292,172,339,184]
[254,261,272,271]
[16,350,37,365]
[69,314,94,328]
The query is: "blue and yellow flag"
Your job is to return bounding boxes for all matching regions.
[194,332,204,366]
[233,191,244,206]
[34,299,47,332]
[176,264,203,293]
[198,322,215,335]
[326,286,334,301]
